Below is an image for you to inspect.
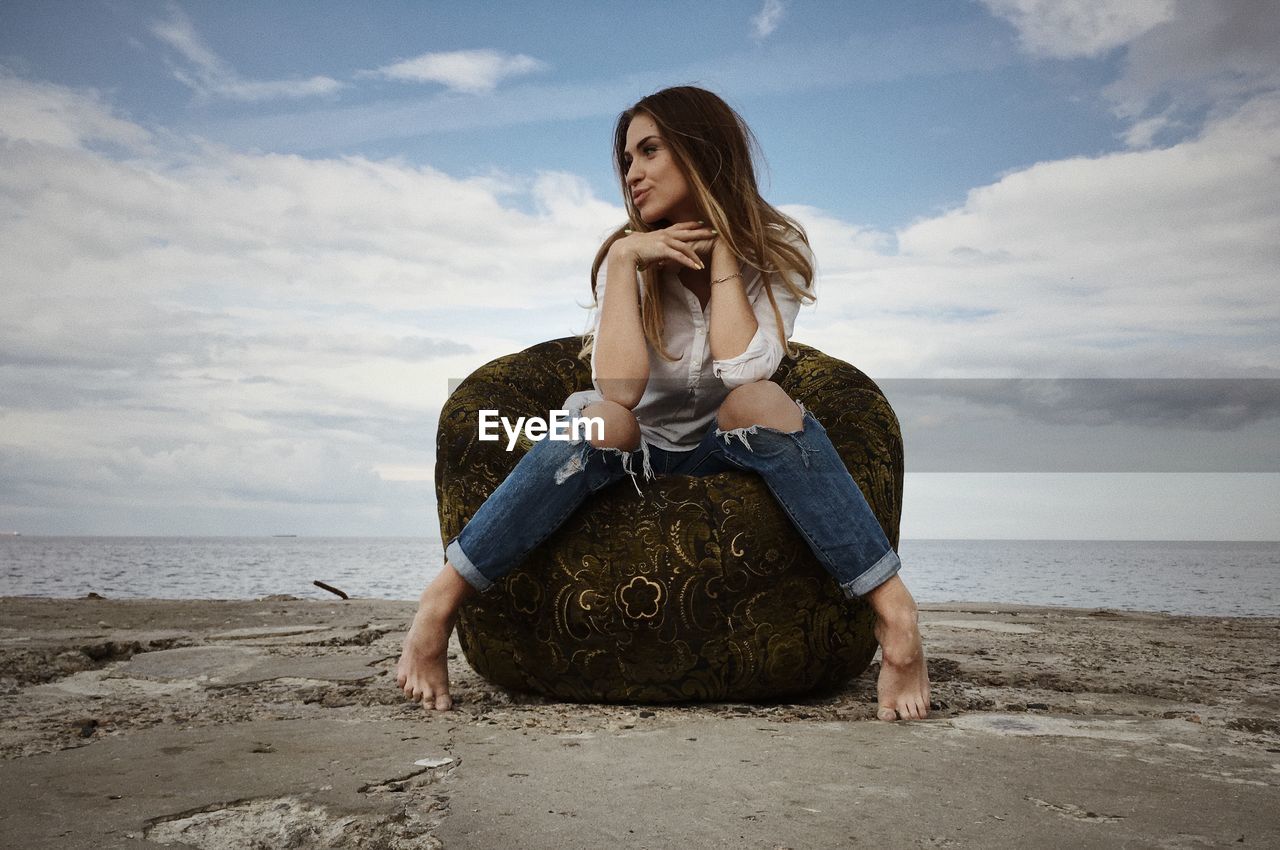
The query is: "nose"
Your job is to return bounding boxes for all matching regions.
[626,159,642,187]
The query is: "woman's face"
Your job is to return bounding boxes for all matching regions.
[622,113,698,225]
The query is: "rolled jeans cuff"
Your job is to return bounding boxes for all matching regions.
[841,547,902,598]
[445,537,493,593]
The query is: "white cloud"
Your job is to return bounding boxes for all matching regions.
[790,91,1280,381]
[1,74,1277,536]
[751,0,786,41]
[199,24,1017,153]
[370,49,547,94]
[979,0,1280,137]
[149,5,342,102]
[0,76,614,534]
[902,473,1280,540]
[373,464,435,483]
[1118,112,1172,148]
[978,0,1176,58]
[0,74,151,149]
[1103,0,1280,120]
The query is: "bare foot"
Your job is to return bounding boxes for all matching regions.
[866,575,931,721]
[395,598,456,710]
[395,563,475,711]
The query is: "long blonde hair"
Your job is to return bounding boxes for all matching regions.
[580,86,815,366]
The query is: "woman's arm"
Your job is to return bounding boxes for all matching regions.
[592,241,650,410]
[593,224,714,409]
[710,235,814,390]
[706,240,757,363]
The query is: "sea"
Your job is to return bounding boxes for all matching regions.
[1,537,1277,618]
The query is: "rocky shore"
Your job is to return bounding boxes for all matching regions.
[1,596,1277,848]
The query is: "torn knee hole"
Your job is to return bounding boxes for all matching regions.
[554,451,586,484]
[715,423,764,451]
[588,440,641,452]
[715,421,816,465]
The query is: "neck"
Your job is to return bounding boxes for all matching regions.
[679,265,710,287]
[667,203,703,225]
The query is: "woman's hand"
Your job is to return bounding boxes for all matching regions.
[685,223,721,266]
[611,221,716,272]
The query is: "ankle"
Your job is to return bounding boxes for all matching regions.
[866,577,917,623]
[421,562,477,605]
[416,592,451,618]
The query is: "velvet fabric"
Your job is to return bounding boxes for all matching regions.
[436,337,903,702]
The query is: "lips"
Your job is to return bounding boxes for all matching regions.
[632,188,650,206]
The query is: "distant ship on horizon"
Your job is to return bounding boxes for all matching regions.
[272,534,298,538]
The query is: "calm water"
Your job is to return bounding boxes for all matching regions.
[1,537,1277,617]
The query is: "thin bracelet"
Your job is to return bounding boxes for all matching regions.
[712,272,742,285]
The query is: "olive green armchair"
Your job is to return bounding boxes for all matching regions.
[435,336,903,702]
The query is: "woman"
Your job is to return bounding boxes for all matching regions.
[397,87,930,721]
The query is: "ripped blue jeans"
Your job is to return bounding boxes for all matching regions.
[444,400,901,598]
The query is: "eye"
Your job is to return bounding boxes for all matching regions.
[643,145,658,155]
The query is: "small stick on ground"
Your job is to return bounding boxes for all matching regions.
[313,580,349,600]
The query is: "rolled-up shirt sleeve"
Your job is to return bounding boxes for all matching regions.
[712,240,813,390]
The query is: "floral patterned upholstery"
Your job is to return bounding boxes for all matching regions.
[436,337,903,702]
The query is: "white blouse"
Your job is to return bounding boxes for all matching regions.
[563,228,814,452]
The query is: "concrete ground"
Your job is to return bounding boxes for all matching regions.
[1,597,1277,848]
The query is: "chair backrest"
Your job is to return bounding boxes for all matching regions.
[437,336,903,550]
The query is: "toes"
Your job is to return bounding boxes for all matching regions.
[434,692,453,711]
[877,705,898,722]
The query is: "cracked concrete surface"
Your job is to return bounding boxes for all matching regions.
[0,597,1276,848]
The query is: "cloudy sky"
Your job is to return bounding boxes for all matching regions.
[1,0,1277,540]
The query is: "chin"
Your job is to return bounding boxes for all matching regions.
[638,207,674,227]
[635,199,670,225]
